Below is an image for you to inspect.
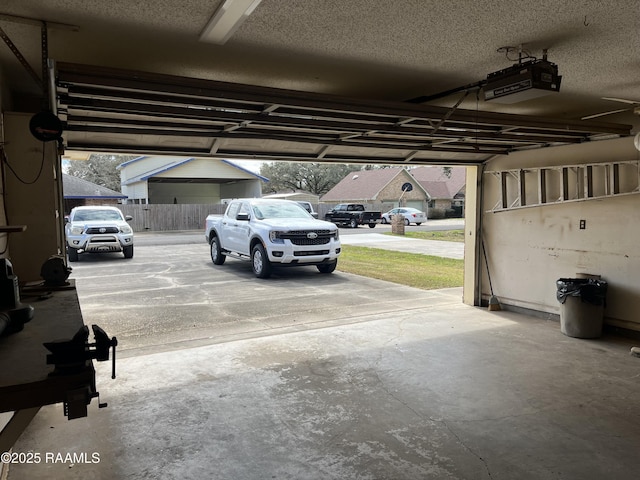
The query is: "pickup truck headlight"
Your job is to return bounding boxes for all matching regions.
[120,225,133,234]
[332,229,339,240]
[70,226,84,235]
[269,231,284,243]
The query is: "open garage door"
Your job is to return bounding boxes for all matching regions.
[51,61,633,308]
[53,62,631,167]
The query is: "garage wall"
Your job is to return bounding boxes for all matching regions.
[0,120,6,257]
[0,69,9,256]
[147,179,263,204]
[149,182,221,204]
[220,180,262,200]
[481,137,640,331]
[122,181,149,203]
[4,113,62,281]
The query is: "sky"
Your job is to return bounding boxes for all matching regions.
[231,160,264,174]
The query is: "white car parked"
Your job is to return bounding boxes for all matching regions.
[381,207,427,226]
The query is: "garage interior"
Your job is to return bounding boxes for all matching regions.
[1,1,639,478]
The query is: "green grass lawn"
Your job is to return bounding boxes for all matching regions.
[336,245,463,290]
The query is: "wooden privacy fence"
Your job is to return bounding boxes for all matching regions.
[119,204,226,232]
[118,202,394,232]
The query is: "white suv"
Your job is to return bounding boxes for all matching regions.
[65,206,134,261]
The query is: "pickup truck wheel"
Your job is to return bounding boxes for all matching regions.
[317,261,337,274]
[349,218,358,228]
[123,245,134,259]
[252,243,271,278]
[68,247,79,262]
[210,236,226,265]
[368,223,376,228]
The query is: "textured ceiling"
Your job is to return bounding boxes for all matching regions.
[0,0,638,162]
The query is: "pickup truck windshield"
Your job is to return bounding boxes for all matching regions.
[252,202,311,220]
[73,210,123,221]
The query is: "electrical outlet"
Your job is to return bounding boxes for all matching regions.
[579,219,586,230]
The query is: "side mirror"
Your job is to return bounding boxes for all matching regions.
[125,215,133,222]
[236,213,250,221]
[64,215,70,224]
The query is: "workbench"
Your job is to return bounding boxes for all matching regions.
[0,284,95,452]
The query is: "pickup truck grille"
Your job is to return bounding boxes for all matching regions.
[294,250,330,256]
[86,227,119,234]
[280,230,335,246]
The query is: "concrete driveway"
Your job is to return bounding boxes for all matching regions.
[57,238,464,356]
[9,235,640,480]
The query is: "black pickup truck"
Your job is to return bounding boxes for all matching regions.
[324,204,381,228]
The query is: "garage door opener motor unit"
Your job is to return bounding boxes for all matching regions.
[483,58,562,104]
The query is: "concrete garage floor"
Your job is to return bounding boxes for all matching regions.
[8,239,640,479]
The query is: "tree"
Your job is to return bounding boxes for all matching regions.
[66,154,135,192]
[260,162,362,195]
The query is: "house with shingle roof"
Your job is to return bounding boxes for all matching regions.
[320,167,430,212]
[62,173,128,214]
[321,167,466,218]
[410,167,466,217]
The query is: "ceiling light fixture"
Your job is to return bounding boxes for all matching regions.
[199,0,262,45]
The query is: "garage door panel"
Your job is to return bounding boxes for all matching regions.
[55,62,632,166]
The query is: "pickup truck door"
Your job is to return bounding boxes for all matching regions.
[332,204,347,222]
[345,204,363,223]
[232,201,252,256]
[221,201,241,252]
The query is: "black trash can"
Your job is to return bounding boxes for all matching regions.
[556,277,608,338]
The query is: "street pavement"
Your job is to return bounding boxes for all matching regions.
[340,232,463,259]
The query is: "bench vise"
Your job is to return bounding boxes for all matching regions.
[43,325,117,419]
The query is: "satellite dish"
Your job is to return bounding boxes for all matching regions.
[401,182,413,192]
[29,111,63,142]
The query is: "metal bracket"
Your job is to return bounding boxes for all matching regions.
[0,24,42,90]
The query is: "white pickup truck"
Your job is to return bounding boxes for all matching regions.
[205,199,341,278]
